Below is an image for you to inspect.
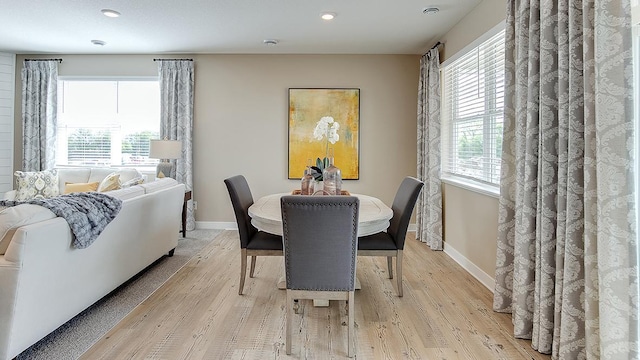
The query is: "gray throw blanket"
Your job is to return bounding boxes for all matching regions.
[0,192,123,249]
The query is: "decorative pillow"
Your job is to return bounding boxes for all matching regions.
[121,176,145,188]
[14,170,60,201]
[98,172,121,192]
[64,181,100,194]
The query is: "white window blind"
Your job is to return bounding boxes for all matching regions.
[441,29,506,186]
[57,79,160,168]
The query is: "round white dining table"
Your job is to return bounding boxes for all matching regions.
[248,193,393,237]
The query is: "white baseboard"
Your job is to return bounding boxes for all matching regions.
[195,221,237,230]
[442,242,495,293]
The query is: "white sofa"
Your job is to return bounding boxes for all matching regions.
[0,167,186,360]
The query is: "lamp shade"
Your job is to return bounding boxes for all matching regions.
[149,140,182,160]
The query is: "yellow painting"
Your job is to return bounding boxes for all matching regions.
[288,88,360,179]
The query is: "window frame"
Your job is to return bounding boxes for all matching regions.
[56,76,160,171]
[440,21,506,198]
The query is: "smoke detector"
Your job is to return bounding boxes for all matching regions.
[423,7,440,15]
[263,39,278,46]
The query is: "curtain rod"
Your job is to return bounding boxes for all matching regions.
[430,41,442,50]
[153,58,193,61]
[24,58,63,63]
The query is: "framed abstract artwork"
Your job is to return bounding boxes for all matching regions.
[288,88,360,180]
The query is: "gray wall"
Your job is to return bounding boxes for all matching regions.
[439,0,506,286]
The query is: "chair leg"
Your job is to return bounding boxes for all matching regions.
[396,250,403,297]
[249,256,257,277]
[286,291,293,355]
[239,249,247,295]
[348,291,355,358]
[387,256,393,279]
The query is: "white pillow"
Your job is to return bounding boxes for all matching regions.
[115,168,143,183]
[98,172,121,192]
[121,176,145,188]
[14,170,60,201]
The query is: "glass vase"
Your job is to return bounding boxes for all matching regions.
[322,148,342,195]
[300,158,314,195]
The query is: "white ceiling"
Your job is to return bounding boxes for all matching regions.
[0,0,481,55]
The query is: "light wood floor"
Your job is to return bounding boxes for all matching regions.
[81,231,551,360]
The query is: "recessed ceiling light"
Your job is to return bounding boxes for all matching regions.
[320,12,336,20]
[422,7,440,15]
[91,40,107,46]
[101,9,121,18]
[263,39,278,46]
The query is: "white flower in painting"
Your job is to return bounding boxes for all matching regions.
[313,116,340,144]
[328,122,340,144]
[310,116,341,181]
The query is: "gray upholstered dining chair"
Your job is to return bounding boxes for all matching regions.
[280,195,360,358]
[357,176,424,297]
[224,175,283,295]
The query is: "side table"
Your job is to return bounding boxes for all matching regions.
[182,190,192,237]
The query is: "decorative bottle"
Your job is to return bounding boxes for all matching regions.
[322,148,342,195]
[300,158,314,195]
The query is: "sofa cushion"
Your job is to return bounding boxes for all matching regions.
[97,173,121,192]
[14,170,60,201]
[64,182,100,194]
[0,204,56,254]
[139,178,179,194]
[57,168,92,194]
[87,168,119,184]
[104,186,146,201]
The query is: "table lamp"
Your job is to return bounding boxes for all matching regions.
[149,139,182,179]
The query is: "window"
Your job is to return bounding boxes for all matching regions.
[56,79,160,168]
[441,27,506,187]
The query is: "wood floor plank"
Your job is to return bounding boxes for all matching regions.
[81,230,551,360]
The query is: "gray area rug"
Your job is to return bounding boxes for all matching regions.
[15,229,223,360]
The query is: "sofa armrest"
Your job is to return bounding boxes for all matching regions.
[3,190,16,201]
[0,255,19,360]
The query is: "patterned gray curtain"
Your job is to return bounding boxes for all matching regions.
[158,60,195,230]
[21,60,58,171]
[493,0,637,359]
[415,48,443,250]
